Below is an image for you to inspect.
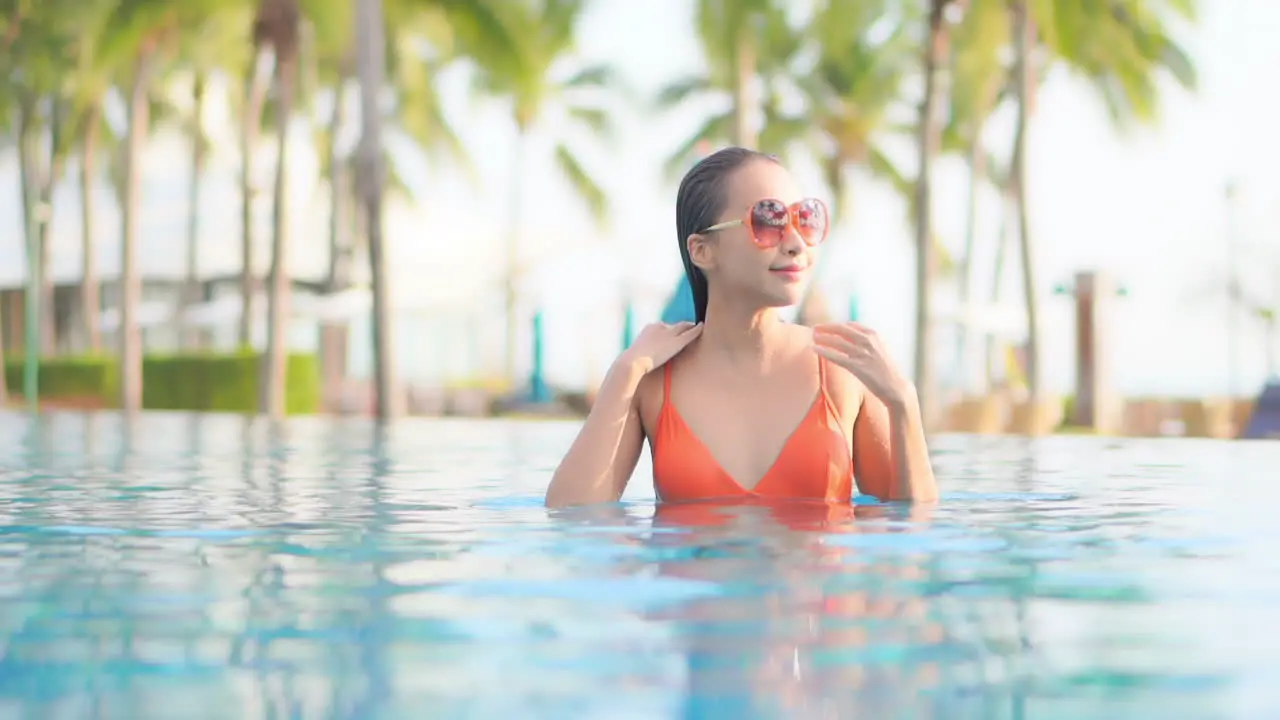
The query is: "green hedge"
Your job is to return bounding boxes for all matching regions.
[1060,394,1076,428]
[4,352,320,414]
[3,355,118,401]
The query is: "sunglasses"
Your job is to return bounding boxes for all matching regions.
[700,197,830,248]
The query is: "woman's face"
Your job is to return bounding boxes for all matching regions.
[689,160,822,310]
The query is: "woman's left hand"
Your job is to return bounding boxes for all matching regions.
[812,322,915,406]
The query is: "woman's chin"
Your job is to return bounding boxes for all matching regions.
[763,290,805,309]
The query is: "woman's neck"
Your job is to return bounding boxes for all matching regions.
[699,299,787,368]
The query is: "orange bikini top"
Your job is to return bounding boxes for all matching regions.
[651,357,854,504]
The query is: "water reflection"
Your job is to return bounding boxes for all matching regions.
[0,411,1277,718]
[566,499,1019,718]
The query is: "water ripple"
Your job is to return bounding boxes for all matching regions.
[0,410,1277,717]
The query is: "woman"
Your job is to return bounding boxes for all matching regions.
[546,147,937,508]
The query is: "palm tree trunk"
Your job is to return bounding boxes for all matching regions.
[954,132,986,392]
[121,47,157,413]
[321,72,351,408]
[262,58,294,419]
[0,101,31,406]
[18,96,40,404]
[985,182,1014,389]
[80,102,102,354]
[912,0,949,426]
[183,73,207,350]
[0,279,6,402]
[0,312,6,404]
[39,98,63,355]
[326,76,350,290]
[503,129,526,387]
[1011,0,1040,405]
[356,0,398,420]
[239,50,271,349]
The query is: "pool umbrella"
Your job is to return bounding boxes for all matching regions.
[622,301,636,351]
[530,311,550,403]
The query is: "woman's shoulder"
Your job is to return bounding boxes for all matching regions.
[634,361,669,430]
[794,323,865,411]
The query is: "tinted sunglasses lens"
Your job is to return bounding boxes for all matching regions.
[750,199,790,247]
[796,199,828,245]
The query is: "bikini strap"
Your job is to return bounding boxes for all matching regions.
[653,361,679,430]
[816,353,842,424]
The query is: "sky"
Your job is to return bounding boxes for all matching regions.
[1,0,1278,398]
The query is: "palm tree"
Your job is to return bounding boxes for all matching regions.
[93,0,228,411]
[237,0,346,359]
[3,3,72,358]
[944,0,1008,392]
[34,98,65,356]
[354,0,398,419]
[1007,0,1197,408]
[800,0,914,220]
[310,26,355,409]
[472,0,618,386]
[117,32,160,413]
[701,0,770,149]
[912,0,965,424]
[984,158,1016,389]
[312,0,513,411]
[0,4,17,406]
[0,172,6,398]
[791,0,918,325]
[96,0,167,412]
[64,19,120,356]
[173,7,253,351]
[0,0,76,377]
[310,0,517,414]
[254,0,302,419]
[182,71,208,350]
[238,38,272,350]
[1009,0,1038,409]
[3,56,41,399]
[655,0,799,173]
[75,104,105,354]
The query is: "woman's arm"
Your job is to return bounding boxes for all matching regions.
[544,359,649,508]
[812,322,938,502]
[852,386,938,502]
[545,321,702,508]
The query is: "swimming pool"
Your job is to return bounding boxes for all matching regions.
[0,410,1276,718]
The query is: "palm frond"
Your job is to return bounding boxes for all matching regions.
[653,74,716,111]
[554,143,607,230]
[564,64,617,89]
[566,105,613,143]
[385,148,415,202]
[867,145,911,200]
[662,112,733,182]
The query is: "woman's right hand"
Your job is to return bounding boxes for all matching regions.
[617,322,703,375]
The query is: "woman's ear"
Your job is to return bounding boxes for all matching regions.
[687,233,716,272]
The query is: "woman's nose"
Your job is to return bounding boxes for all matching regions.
[781,227,805,255]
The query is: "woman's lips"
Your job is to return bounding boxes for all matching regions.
[770,266,805,282]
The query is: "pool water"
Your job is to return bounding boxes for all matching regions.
[0,411,1277,719]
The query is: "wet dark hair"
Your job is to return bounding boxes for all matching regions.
[675,146,780,322]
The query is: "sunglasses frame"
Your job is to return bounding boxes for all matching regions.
[700,197,830,248]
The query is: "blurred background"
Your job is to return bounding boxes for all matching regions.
[0,0,1276,433]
